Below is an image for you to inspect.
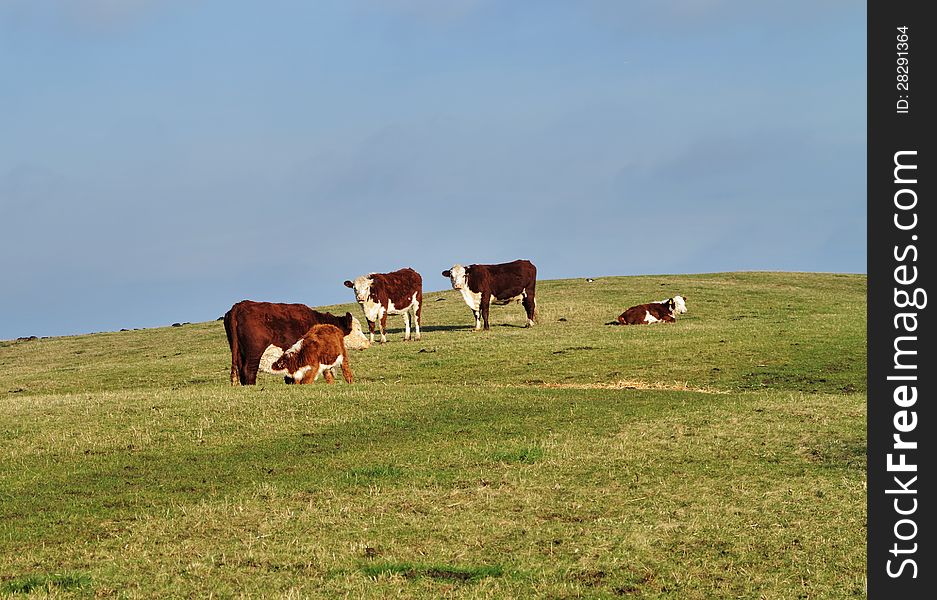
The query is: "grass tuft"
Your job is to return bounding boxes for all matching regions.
[491,445,545,464]
[360,562,503,582]
[0,573,91,594]
[344,464,404,483]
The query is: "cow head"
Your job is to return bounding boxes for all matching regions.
[269,337,311,383]
[344,314,371,350]
[344,276,373,303]
[442,264,468,290]
[672,295,688,314]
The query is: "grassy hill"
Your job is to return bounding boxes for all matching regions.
[0,272,866,598]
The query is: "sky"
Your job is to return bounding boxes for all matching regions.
[0,0,866,340]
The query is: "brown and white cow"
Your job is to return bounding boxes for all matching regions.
[617,296,687,325]
[223,300,369,385]
[442,259,537,330]
[343,267,423,343]
[269,324,353,384]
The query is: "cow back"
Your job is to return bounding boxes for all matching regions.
[370,268,422,307]
[227,300,353,350]
[467,259,536,297]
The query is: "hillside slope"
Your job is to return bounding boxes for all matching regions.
[0,272,866,598]
[1,272,865,397]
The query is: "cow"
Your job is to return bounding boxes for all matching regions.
[223,300,369,385]
[344,267,423,344]
[616,296,687,325]
[269,324,353,384]
[442,259,537,331]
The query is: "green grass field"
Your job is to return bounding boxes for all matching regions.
[0,272,866,598]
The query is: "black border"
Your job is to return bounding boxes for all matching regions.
[867,1,933,597]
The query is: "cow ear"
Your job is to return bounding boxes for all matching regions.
[441,270,451,277]
[345,311,353,319]
[344,280,354,288]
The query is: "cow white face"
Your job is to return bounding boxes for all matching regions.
[344,316,371,350]
[259,344,286,374]
[443,264,467,290]
[344,275,373,303]
[672,295,688,314]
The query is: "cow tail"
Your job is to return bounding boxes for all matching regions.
[223,309,240,385]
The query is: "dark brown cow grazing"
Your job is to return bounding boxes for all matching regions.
[343,267,423,344]
[223,300,368,385]
[269,324,353,384]
[617,296,687,325]
[442,259,537,330]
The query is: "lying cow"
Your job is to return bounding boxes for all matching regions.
[223,300,369,385]
[617,296,687,325]
[442,259,537,330]
[344,267,423,343]
[269,324,353,384]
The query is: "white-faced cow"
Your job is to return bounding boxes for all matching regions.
[617,295,687,325]
[344,267,423,343]
[269,324,353,384]
[442,259,537,330]
[223,300,369,385]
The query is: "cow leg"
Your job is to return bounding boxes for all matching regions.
[414,291,422,341]
[379,312,388,343]
[402,309,411,341]
[366,319,376,344]
[523,295,536,328]
[323,368,335,384]
[242,356,261,385]
[340,352,353,384]
[480,293,491,331]
[472,309,481,331]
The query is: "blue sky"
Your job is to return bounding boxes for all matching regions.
[0,0,865,339]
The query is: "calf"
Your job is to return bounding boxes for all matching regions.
[344,267,423,343]
[617,296,687,325]
[269,324,353,384]
[224,300,369,385]
[442,259,537,330]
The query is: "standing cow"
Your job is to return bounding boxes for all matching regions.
[344,267,423,344]
[442,259,537,331]
[269,324,353,384]
[224,300,369,385]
